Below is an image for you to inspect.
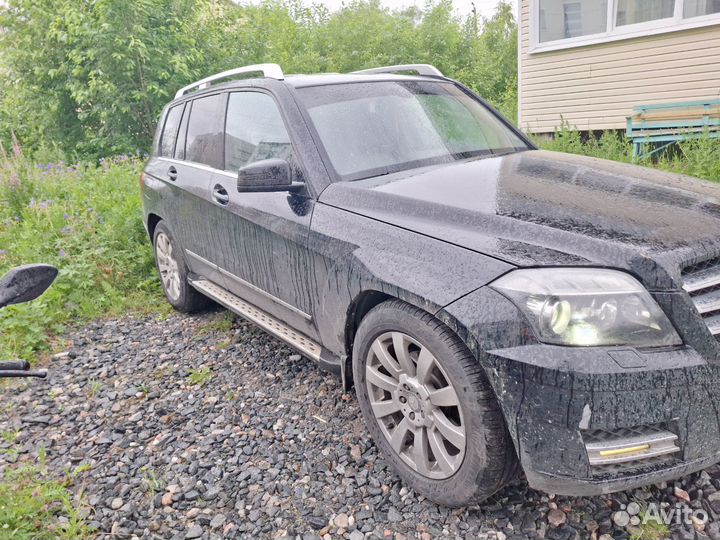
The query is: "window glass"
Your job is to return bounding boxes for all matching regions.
[186,95,222,166]
[159,105,183,157]
[616,0,675,25]
[684,0,720,17]
[224,92,292,172]
[174,104,190,160]
[298,82,528,181]
[538,0,607,41]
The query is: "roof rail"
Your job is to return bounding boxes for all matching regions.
[351,64,443,77]
[175,64,285,99]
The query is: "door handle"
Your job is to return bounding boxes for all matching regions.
[212,184,229,205]
[167,166,178,181]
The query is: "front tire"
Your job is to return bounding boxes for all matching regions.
[352,299,517,507]
[152,221,209,313]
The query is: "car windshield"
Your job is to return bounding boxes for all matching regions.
[297,80,530,181]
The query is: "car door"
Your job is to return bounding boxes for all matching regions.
[203,89,318,339]
[165,93,227,287]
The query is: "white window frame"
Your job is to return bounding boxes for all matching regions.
[530,0,720,53]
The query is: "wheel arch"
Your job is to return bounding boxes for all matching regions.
[342,289,482,390]
[146,213,163,242]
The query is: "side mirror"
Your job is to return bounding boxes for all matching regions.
[237,159,302,193]
[0,264,58,309]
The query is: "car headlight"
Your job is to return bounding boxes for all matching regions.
[490,268,682,347]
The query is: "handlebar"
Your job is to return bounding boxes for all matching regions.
[0,360,30,371]
[0,361,47,378]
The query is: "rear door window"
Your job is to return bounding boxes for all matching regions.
[185,94,223,167]
[224,92,292,172]
[159,104,184,157]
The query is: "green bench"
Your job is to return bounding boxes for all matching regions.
[626,99,720,159]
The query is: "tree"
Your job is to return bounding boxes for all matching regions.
[0,0,519,158]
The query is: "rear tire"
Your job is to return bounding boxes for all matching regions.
[152,221,209,313]
[352,299,517,507]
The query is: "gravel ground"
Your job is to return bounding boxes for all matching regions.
[1,310,719,540]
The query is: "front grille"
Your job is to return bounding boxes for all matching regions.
[682,256,720,341]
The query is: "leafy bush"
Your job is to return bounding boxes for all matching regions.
[0,142,163,361]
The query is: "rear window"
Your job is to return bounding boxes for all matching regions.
[185,94,222,166]
[158,104,184,157]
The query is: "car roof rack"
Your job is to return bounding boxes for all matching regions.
[351,64,444,77]
[175,63,285,99]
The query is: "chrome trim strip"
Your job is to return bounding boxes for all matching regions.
[683,266,720,293]
[585,431,680,467]
[707,315,720,336]
[185,250,312,321]
[184,249,216,269]
[693,289,720,315]
[156,157,237,181]
[156,156,217,175]
[189,278,321,361]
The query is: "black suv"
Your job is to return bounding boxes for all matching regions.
[142,63,720,506]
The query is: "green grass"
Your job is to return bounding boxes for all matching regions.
[187,367,214,386]
[0,144,164,362]
[537,121,720,183]
[0,455,90,539]
[629,511,671,540]
[195,311,235,337]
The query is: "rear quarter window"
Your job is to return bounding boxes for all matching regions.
[158,104,184,157]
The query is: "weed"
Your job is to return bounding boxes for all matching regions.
[187,367,213,386]
[536,121,720,183]
[139,466,161,498]
[629,514,671,540]
[195,312,234,338]
[0,430,19,444]
[0,456,89,539]
[86,380,102,398]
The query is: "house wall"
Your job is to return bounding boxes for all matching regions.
[519,0,720,133]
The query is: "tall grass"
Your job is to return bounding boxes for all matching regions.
[537,122,720,183]
[0,141,163,361]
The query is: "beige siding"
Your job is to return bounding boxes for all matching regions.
[519,0,720,133]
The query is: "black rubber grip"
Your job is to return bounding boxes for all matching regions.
[0,360,30,371]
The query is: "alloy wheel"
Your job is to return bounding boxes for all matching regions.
[365,331,466,479]
[155,232,181,301]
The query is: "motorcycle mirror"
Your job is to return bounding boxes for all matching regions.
[0,264,58,309]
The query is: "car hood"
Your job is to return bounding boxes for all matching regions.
[318,150,720,290]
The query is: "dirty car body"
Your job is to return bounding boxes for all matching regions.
[141,64,720,504]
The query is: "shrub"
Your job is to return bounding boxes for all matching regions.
[536,121,720,183]
[0,143,163,361]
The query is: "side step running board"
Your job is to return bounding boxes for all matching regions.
[189,278,322,362]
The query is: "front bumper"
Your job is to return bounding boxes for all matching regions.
[441,287,720,497]
[489,344,720,496]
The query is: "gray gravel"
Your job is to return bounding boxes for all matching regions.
[1,310,719,540]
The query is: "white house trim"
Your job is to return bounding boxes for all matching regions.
[529,0,720,53]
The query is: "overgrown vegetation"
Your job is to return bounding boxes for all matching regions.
[0,450,90,539]
[0,142,162,361]
[537,122,720,182]
[0,0,518,159]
